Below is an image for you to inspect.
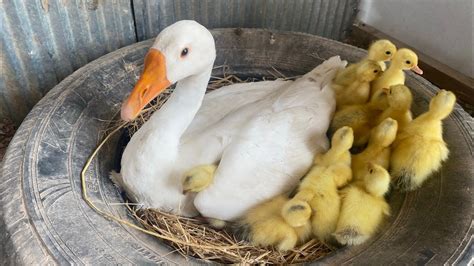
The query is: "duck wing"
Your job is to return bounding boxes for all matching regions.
[183,80,291,137]
[192,104,331,221]
[189,57,344,220]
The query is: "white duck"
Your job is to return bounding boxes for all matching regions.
[115,20,345,221]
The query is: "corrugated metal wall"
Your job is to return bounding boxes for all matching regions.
[1,0,137,124]
[1,0,359,125]
[133,0,359,41]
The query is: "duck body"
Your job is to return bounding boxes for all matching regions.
[390,90,455,191]
[376,84,413,129]
[351,118,398,180]
[334,163,390,246]
[281,127,354,242]
[191,60,341,220]
[333,60,382,108]
[330,101,384,147]
[117,20,345,220]
[237,195,312,251]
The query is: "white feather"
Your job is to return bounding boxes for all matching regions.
[119,21,346,219]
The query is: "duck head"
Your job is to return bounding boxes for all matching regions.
[368,39,397,62]
[384,84,413,110]
[121,20,216,121]
[364,162,391,197]
[357,60,383,82]
[392,48,423,75]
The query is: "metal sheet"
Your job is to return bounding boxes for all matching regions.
[1,0,136,124]
[132,0,359,41]
[1,0,359,125]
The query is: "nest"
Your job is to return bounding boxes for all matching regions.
[129,207,332,264]
[85,66,333,264]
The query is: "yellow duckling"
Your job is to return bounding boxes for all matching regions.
[333,60,383,108]
[330,93,388,147]
[333,163,391,246]
[352,118,398,180]
[333,39,396,86]
[281,127,354,242]
[376,84,413,129]
[182,164,217,194]
[236,195,312,251]
[371,48,423,104]
[182,165,230,228]
[234,127,353,250]
[390,90,456,191]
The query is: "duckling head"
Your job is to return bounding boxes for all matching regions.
[392,48,423,74]
[384,84,413,110]
[369,89,389,110]
[331,126,354,152]
[363,163,391,197]
[357,60,383,82]
[428,89,456,119]
[367,39,397,62]
[369,118,398,148]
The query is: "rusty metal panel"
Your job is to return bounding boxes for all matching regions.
[132,0,359,41]
[1,0,359,125]
[1,0,136,124]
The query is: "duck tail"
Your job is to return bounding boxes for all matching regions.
[228,220,252,242]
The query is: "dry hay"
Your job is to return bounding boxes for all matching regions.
[130,206,332,264]
[84,65,333,264]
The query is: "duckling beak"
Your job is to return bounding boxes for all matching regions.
[182,189,190,195]
[411,65,423,75]
[121,49,171,121]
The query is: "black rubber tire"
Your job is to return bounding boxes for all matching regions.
[1,29,472,265]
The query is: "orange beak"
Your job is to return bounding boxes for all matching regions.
[121,49,171,121]
[411,65,423,75]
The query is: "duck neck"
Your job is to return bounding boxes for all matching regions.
[386,61,404,75]
[146,67,212,139]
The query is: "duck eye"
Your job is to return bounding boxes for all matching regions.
[181,48,189,57]
[405,60,411,65]
[385,51,391,55]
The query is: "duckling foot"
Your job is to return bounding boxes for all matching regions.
[277,234,298,252]
[281,200,312,227]
[333,227,368,246]
[207,218,226,229]
[394,169,418,191]
[182,164,217,194]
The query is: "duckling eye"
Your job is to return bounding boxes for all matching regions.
[385,51,391,55]
[369,169,374,174]
[405,60,411,65]
[181,48,189,57]
[373,70,378,73]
